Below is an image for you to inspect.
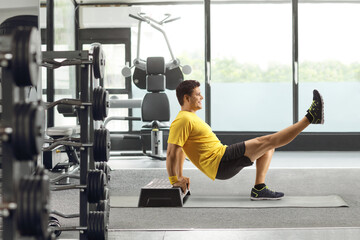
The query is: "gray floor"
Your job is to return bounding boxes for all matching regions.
[2,151,360,239]
[53,151,360,239]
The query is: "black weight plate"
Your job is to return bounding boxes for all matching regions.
[93,129,100,161]
[88,170,99,203]
[27,27,41,87]
[17,177,27,233]
[93,87,107,121]
[94,129,110,162]
[24,176,35,235]
[12,28,26,85]
[100,129,106,162]
[99,171,106,201]
[38,175,50,239]
[32,176,41,234]
[104,187,109,200]
[87,171,94,203]
[96,162,110,178]
[165,66,184,90]
[87,212,94,238]
[22,104,33,159]
[29,104,45,156]
[12,27,40,87]
[93,87,101,121]
[92,44,105,79]
[100,129,107,162]
[88,211,106,240]
[0,15,38,35]
[132,67,146,89]
[13,104,23,159]
[105,128,111,162]
[13,103,31,160]
[102,90,109,120]
[96,200,109,212]
[94,171,100,203]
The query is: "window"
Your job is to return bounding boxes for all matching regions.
[211,3,292,131]
[298,3,360,132]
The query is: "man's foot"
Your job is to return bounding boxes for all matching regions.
[250,186,284,201]
[306,89,324,124]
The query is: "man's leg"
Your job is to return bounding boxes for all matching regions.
[255,148,274,185]
[245,117,309,162]
[247,89,324,200]
[244,89,324,162]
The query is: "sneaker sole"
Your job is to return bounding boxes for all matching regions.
[314,90,325,124]
[250,197,283,201]
[318,91,325,124]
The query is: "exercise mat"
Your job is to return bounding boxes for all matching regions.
[110,195,348,208]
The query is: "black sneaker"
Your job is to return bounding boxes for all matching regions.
[250,186,284,201]
[306,89,324,124]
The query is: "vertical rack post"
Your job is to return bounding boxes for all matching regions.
[79,57,91,240]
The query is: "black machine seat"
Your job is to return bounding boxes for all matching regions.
[141,93,170,124]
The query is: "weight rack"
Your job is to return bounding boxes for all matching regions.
[1,27,47,239]
[42,45,109,239]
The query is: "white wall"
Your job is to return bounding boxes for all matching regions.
[80,6,141,28]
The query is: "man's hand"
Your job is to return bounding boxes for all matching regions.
[173,176,190,193]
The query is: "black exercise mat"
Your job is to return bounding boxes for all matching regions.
[110,195,348,208]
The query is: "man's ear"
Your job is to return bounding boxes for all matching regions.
[184,94,190,103]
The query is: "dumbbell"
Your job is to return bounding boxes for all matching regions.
[48,211,108,240]
[0,26,41,87]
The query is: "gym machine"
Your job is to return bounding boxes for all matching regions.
[121,13,192,159]
[41,43,110,239]
[0,26,50,239]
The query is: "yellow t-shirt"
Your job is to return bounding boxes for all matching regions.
[168,111,227,180]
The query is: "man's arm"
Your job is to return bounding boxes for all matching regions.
[166,143,183,177]
[166,143,189,192]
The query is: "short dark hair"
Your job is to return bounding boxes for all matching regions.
[176,80,200,106]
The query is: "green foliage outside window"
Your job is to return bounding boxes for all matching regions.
[179,53,360,83]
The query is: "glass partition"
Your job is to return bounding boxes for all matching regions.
[211,3,292,131]
[298,3,360,132]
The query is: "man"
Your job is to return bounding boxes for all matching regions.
[166,80,324,200]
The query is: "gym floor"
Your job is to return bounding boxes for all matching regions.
[1,151,359,239]
[36,151,360,240]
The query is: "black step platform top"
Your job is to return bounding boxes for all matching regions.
[138,178,190,207]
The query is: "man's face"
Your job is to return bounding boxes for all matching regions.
[187,87,203,111]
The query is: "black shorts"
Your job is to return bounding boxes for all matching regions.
[215,142,253,180]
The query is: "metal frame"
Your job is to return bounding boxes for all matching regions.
[292,0,299,124]
[42,50,95,239]
[78,28,133,130]
[46,0,55,128]
[204,0,211,125]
